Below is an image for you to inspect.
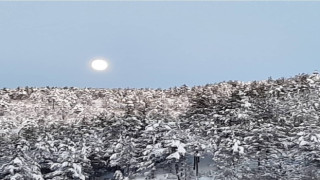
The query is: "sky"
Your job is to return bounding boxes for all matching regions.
[1,2,320,89]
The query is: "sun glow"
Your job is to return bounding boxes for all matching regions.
[91,59,108,71]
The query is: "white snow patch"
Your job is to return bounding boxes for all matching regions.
[166,152,180,160]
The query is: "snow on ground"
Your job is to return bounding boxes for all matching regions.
[134,174,215,180]
[132,154,215,180]
[198,154,215,178]
[99,154,216,180]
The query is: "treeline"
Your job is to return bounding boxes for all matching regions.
[1,72,320,179]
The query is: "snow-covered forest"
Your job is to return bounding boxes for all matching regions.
[2,72,320,179]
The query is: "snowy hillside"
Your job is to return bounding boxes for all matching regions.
[2,72,320,179]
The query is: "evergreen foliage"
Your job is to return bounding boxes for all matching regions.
[1,72,320,179]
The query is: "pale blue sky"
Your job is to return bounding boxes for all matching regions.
[1,2,320,89]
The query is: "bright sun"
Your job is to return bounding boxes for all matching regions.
[91,59,108,71]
